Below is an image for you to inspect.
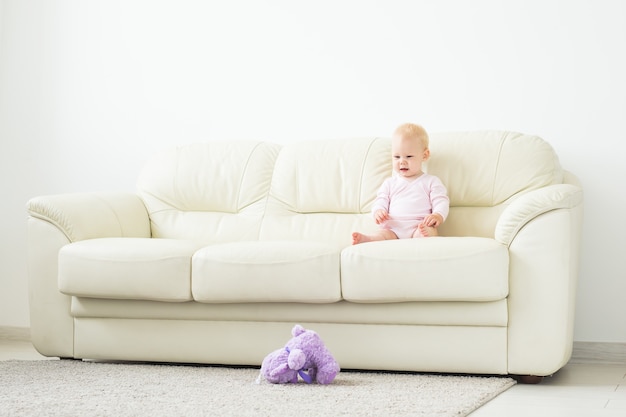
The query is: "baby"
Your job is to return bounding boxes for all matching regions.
[352,123,449,245]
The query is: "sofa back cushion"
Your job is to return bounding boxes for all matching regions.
[137,141,280,243]
[427,131,563,237]
[268,138,390,213]
[260,138,391,247]
[428,131,562,206]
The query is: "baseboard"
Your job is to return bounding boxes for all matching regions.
[0,326,30,342]
[570,341,626,365]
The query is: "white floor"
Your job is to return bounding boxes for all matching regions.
[1,327,625,416]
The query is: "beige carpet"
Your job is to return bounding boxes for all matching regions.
[0,360,515,416]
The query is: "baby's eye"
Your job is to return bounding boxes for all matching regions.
[393,155,400,159]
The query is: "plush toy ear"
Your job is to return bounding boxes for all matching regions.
[287,348,306,370]
[291,324,306,337]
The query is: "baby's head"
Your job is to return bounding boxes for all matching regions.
[391,123,430,178]
[392,123,429,150]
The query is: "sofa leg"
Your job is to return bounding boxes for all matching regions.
[514,375,544,384]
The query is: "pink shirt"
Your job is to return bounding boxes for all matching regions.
[371,174,449,238]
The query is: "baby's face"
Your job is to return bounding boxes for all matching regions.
[391,134,429,179]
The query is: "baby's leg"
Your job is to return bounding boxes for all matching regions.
[352,230,397,245]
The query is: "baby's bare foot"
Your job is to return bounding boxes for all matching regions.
[352,232,372,245]
[418,223,439,237]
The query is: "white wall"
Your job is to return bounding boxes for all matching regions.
[1,0,624,342]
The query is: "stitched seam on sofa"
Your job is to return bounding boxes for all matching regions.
[237,142,260,214]
[295,146,300,213]
[359,138,377,213]
[172,147,185,210]
[92,194,124,237]
[490,132,508,206]
[27,198,74,241]
[29,213,74,242]
[257,149,276,231]
[499,207,562,246]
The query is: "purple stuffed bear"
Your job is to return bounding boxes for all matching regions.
[260,324,340,384]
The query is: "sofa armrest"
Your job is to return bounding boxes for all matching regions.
[497,183,584,375]
[26,192,150,358]
[495,184,583,246]
[27,192,151,242]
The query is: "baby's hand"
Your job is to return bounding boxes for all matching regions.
[422,213,443,228]
[374,209,390,224]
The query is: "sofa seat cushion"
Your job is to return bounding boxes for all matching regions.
[58,238,204,302]
[191,241,341,303]
[341,237,508,302]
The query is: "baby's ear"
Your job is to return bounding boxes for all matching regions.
[423,149,430,161]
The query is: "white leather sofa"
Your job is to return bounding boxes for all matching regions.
[26,131,583,379]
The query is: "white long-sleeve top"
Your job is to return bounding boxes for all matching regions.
[371,173,450,236]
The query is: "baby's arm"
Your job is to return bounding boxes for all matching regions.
[428,177,450,227]
[371,179,392,224]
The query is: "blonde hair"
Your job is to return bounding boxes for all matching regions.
[393,123,429,149]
